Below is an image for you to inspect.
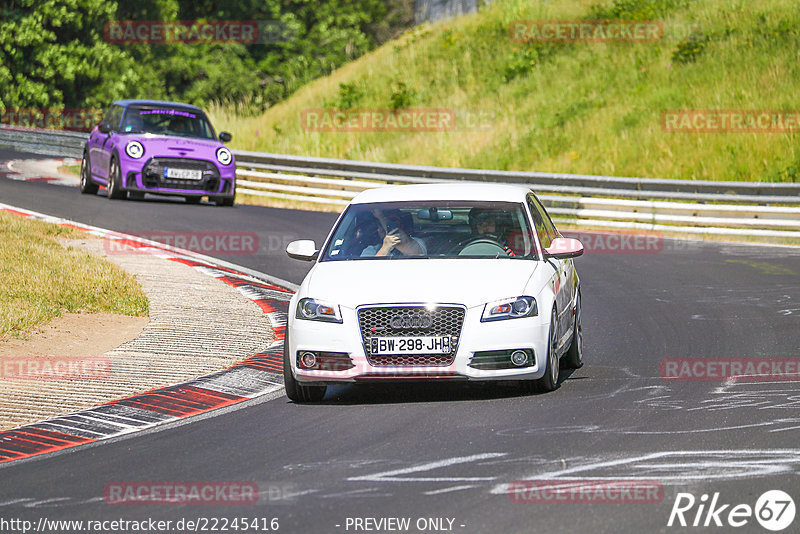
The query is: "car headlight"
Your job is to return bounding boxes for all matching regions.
[481,296,537,322]
[296,298,342,323]
[216,147,232,166]
[125,141,144,159]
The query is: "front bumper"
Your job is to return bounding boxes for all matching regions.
[120,156,235,197]
[288,304,550,384]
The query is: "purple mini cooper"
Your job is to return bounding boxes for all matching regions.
[80,99,236,206]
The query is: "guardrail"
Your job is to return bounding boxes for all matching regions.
[0,126,86,159]
[2,126,799,239]
[233,151,800,239]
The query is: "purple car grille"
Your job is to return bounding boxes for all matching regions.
[358,305,464,367]
[143,157,220,191]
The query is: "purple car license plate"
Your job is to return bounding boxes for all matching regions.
[370,336,450,355]
[165,168,202,180]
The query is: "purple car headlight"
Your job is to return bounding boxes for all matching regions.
[216,147,232,166]
[125,141,144,159]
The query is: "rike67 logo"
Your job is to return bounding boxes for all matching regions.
[668,490,795,531]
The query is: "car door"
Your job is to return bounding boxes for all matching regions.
[91,104,123,181]
[528,194,572,346]
[87,106,111,176]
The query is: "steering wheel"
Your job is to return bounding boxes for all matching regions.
[455,236,506,256]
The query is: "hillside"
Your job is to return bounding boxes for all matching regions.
[210,0,800,182]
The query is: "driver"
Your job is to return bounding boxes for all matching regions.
[468,208,518,257]
[361,211,426,257]
[170,118,188,134]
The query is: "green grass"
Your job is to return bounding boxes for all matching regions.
[0,212,149,339]
[209,0,800,182]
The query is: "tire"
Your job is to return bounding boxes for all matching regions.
[527,309,560,393]
[107,157,127,200]
[563,290,583,369]
[79,151,98,195]
[214,196,234,207]
[283,329,326,402]
[185,196,202,204]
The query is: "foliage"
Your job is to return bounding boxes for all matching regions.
[0,0,414,114]
[589,0,691,20]
[388,81,415,109]
[503,43,560,82]
[330,82,365,109]
[671,31,710,64]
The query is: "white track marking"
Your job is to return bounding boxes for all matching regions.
[489,449,800,494]
[348,453,507,483]
[423,485,477,495]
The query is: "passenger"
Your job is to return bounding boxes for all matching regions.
[361,211,426,257]
[342,213,381,258]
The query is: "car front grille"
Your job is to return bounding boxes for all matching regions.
[142,157,220,191]
[357,305,465,367]
[369,354,455,366]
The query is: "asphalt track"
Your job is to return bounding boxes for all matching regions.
[1,148,799,533]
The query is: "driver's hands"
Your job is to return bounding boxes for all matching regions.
[377,230,401,256]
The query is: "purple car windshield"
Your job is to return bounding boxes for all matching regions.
[120,105,216,140]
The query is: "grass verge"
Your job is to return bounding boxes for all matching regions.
[0,211,149,339]
[210,0,800,182]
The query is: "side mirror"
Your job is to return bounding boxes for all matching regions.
[286,240,319,261]
[219,131,232,143]
[543,237,584,259]
[98,123,111,134]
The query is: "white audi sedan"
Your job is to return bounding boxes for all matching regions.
[284,184,583,402]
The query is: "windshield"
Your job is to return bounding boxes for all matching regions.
[120,105,216,139]
[322,201,538,261]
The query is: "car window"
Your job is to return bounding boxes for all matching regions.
[120,105,216,139]
[322,201,536,261]
[527,194,558,249]
[102,104,124,131]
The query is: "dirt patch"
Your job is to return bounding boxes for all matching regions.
[0,312,149,358]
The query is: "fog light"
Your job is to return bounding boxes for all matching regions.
[300,352,317,369]
[510,350,528,367]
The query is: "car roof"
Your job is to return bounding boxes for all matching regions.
[350,183,533,204]
[112,99,204,112]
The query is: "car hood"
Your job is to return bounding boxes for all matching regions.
[118,134,224,155]
[305,259,540,309]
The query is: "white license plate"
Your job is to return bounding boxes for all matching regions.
[165,168,202,180]
[370,336,451,355]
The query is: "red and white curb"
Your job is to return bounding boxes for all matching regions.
[0,203,294,464]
